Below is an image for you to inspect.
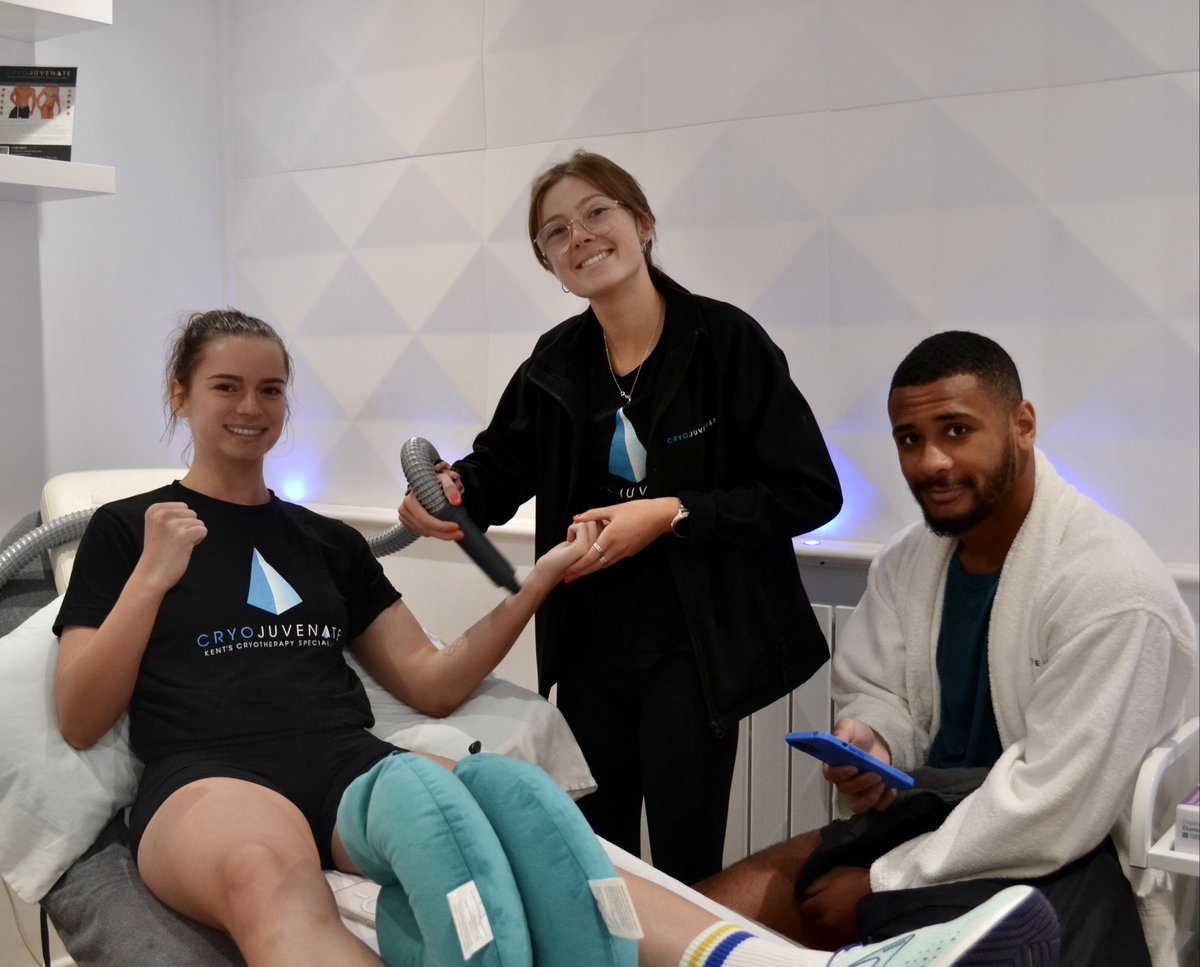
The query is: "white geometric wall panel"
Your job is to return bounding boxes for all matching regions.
[229,0,1198,566]
[823,0,1198,109]
[481,0,830,148]
[230,0,486,177]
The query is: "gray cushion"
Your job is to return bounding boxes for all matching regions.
[41,815,244,967]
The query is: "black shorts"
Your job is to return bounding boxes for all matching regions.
[795,767,1150,964]
[128,728,404,869]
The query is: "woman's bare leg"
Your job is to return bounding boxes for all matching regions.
[621,869,828,967]
[137,777,383,967]
[329,750,455,874]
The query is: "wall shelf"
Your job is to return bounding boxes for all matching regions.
[0,2,115,201]
[0,0,110,42]
[0,153,113,201]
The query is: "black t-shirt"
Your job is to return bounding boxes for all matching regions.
[572,323,687,667]
[54,482,401,761]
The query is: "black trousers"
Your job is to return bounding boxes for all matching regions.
[796,768,1151,967]
[556,650,738,885]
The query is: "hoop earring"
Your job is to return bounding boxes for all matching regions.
[561,283,571,294]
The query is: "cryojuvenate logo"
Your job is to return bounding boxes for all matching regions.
[194,621,343,653]
[247,548,302,615]
[192,550,344,655]
[665,416,716,446]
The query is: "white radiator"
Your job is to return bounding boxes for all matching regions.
[719,603,851,867]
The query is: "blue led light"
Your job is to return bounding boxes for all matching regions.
[281,478,308,502]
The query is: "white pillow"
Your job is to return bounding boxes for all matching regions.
[349,646,595,799]
[1,600,594,904]
[0,596,141,903]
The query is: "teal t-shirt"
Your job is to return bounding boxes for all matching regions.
[927,555,1004,769]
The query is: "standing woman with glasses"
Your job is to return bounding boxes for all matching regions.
[399,149,842,884]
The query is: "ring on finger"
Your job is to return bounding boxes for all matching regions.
[598,554,609,566]
[592,542,605,556]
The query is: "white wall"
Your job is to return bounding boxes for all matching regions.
[7,2,1195,572]
[0,199,44,533]
[34,0,228,485]
[0,32,47,531]
[219,0,1198,574]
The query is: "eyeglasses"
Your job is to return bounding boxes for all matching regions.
[534,198,624,258]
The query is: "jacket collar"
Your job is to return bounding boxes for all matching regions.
[528,272,704,405]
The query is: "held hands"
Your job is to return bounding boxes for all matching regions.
[563,497,679,582]
[532,519,602,584]
[826,717,898,814]
[134,502,207,593]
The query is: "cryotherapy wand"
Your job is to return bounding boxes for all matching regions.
[368,437,521,594]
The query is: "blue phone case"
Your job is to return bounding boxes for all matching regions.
[785,731,915,790]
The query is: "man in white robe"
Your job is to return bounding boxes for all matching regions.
[698,330,1195,967]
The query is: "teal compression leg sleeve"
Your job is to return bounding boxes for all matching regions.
[335,754,532,967]
[454,754,637,967]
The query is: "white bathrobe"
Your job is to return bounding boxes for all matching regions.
[833,450,1195,957]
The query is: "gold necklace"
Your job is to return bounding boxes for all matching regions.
[602,304,663,405]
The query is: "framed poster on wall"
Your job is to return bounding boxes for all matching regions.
[0,66,77,160]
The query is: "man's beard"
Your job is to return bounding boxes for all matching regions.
[911,438,1017,538]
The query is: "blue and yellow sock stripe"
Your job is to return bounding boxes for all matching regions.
[682,923,753,967]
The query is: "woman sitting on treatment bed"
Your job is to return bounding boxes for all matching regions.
[51,308,1060,967]
[52,309,597,964]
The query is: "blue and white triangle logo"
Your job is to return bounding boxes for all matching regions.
[608,407,647,483]
[247,549,302,615]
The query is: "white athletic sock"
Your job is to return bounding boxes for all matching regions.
[678,921,822,967]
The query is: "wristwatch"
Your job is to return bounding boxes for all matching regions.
[670,500,690,538]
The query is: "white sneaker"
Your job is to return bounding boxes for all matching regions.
[826,884,1060,966]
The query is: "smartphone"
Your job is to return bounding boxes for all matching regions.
[785,731,915,790]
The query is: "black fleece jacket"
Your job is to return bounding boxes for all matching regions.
[454,275,842,732]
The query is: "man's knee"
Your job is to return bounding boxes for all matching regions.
[743,828,823,879]
[694,828,822,900]
[688,829,823,942]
